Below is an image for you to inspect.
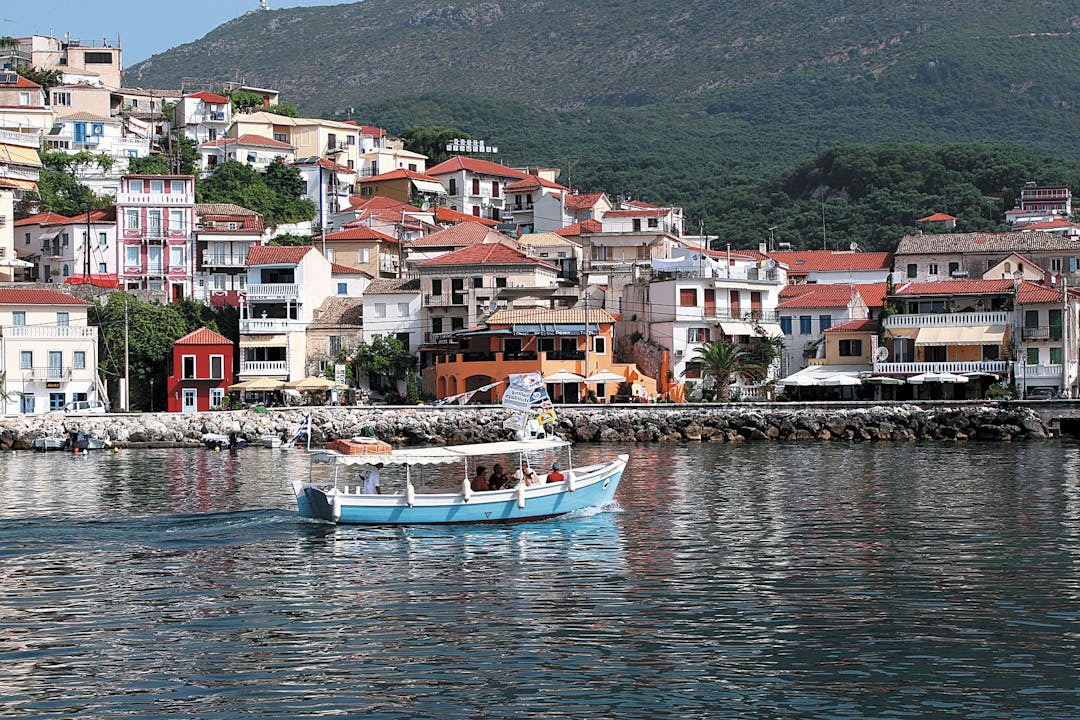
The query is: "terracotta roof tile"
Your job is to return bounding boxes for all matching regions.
[778,283,887,309]
[767,250,893,273]
[14,212,71,227]
[434,206,499,227]
[604,209,671,218]
[824,319,879,333]
[325,226,397,243]
[175,327,233,345]
[331,262,372,277]
[896,231,1076,254]
[408,222,507,248]
[893,279,1015,296]
[563,192,606,211]
[426,156,530,180]
[187,90,230,104]
[417,243,556,269]
[917,212,958,222]
[556,219,602,236]
[199,134,294,149]
[487,307,616,325]
[1018,281,1063,304]
[246,245,315,265]
[365,277,421,294]
[356,168,443,183]
[504,176,567,192]
[0,288,90,306]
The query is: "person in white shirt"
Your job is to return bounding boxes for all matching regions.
[513,461,539,486]
[361,463,383,494]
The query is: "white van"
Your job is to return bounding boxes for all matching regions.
[63,400,108,415]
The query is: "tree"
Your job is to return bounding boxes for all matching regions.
[274,103,301,118]
[128,155,170,175]
[400,125,469,165]
[229,91,265,114]
[197,161,315,226]
[16,66,64,94]
[683,341,762,401]
[268,233,313,246]
[349,336,416,397]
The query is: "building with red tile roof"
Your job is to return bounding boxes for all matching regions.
[556,219,603,236]
[435,206,500,227]
[167,327,235,413]
[767,250,894,284]
[323,225,400,278]
[425,156,530,224]
[355,168,447,206]
[246,245,315,266]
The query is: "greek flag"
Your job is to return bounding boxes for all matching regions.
[288,414,311,444]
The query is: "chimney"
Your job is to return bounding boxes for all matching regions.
[758,241,767,254]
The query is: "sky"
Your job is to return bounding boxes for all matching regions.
[4,1,355,65]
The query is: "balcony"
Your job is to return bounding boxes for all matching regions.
[241,318,305,334]
[202,251,247,268]
[1017,363,1064,378]
[0,128,42,148]
[873,361,1009,374]
[5,326,96,339]
[1021,326,1062,341]
[0,165,40,182]
[883,311,1011,329]
[116,192,194,206]
[545,350,585,361]
[425,293,467,306]
[20,366,74,381]
[246,283,300,300]
[239,360,288,375]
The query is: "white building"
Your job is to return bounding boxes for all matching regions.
[45,113,150,195]
[362,277,423,350]
[0,287,101,414]
[425,155,529,222]
[198,134,295,175]
[174,91,232,144]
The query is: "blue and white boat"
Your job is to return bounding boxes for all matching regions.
[291,437,627,525]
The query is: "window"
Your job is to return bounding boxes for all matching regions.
[20,351,32,369]
[324,247,335,262]
[1027,347,1040,365]
[247,153,257,163]
[397,302,409,315]
[679,288,696,306]
[126,209,140,229]
[982,345,999,361]
[328,336,342,355]
[210,356,224,380]
[492,181,500,198]
[150,180,164,194]
[431,279,443,295]
[471,178,480,195]
[98,231,108,246]
[1049,309,1063,337]
[948,262,960,276]
[147,246,162,273]
[337,282,347,295]
[819,315,832,332]
[84,52,113,64]
[357,248,370,263]
[148,209,162,235]
[495,277,507,288]
[451,316,464,331]
[274,133,287,143]
[73,351,86,370]
[129,179,144,193]
[839,339,862,357]
[1050,347,1063,365]
[53,91,71,106]
[472,276,483,289]
[648,218,659,228]
[928,263,939,276]
[780,316,792,335]
[593,336,607,354]
[182,356,196,379]
[169,209,184,230]
[18,91,30,106]
[906,263,917,279]
[56,312,69,326]
[125,246,140,267]
[12,311,25,326]
[374,303,386,318]
[170,245,185,268]
[24,232,29,245]
[472,207,480,217]
[98,263,107,273]
[61,232,69,247]
[687,327,709,343]
[432,317,443,334]
[449,178,457,195]
[925,346,947,362]
[1052,258,1063,273]
[1024,310,1039,328]
[210,388,224,409]
[799,316,812,334]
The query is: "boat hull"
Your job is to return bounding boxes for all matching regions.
[294,455,626,525]
[32,437,66,452]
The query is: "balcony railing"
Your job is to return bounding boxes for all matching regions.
[241,318,305,334]
[239,360,288,375]
[202,251,247,268]
[883,311,1011,328]
[246,283,300,299]
[5,325,96,339]
[425,293,467,306]
[1017,363,1064,378]
[20,366,74,381]
[0,128,42,148]
[546,350,585,361]
[873,361,1009,374]
[0,165,40,182]
[116,192,194,206]
[1021,326,1062,341]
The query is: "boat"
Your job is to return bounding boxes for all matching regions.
[32,436,67,452]
[261,435,283,448]
[68,430,111,451]
[291,437,627,525]
[202,432,246,450]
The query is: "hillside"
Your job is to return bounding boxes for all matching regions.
[127,0,1080,241]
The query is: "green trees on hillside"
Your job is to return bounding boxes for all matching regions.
[400,125,469,165]
[196,161,315,226]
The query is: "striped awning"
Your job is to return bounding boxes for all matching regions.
[915,326,1006,346]
[240,334,288,348]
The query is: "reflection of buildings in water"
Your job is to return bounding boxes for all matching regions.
[167,451,240,514]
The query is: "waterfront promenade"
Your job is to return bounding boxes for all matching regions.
[0,401,1060,449]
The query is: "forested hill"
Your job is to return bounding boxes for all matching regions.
[127,1,1080,246]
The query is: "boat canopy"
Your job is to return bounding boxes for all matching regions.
[310,438,570,467]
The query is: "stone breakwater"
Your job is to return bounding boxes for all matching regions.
[0,404,1051,450]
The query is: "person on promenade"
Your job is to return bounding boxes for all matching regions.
[547,462,565,483]
[472,466,490,492]
[362,463,383,494]
[489,463,510,490]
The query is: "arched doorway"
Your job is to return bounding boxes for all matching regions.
[465,375,496,404]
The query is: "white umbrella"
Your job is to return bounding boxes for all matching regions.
[543,370,585,383]
[778,374,820,387]
[0,257,34,268]
[585,370,626,383]
[908,372,969,385]
[819,374,862,386]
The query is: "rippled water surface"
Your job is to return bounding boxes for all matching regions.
[2,442,1080,718]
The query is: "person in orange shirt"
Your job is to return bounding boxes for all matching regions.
[547,462,565,483]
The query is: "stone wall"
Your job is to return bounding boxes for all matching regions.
[0,404,1050,450]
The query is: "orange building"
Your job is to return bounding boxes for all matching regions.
[428,307,656,404]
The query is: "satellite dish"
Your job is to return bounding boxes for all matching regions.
[421,202,430,211]
[875,346,889,362]
[488,298,499,313]
[765,258,777,270]
[849,241,859,252]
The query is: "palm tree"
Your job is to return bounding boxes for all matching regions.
[0,37,20,70]
[683,340,762,401]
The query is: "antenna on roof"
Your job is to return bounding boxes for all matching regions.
[259,0,270,9]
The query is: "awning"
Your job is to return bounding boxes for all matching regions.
[0,144,43,168]
[915,325,1006,346]
[719,321,757,337]
[513,323,599,336]
[410,179,447,195]
[240,334,288,348]
[0,178,36,190]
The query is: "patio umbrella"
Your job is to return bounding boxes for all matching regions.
[585,370,626,383]
[863,376,906,385]
[777,374,820,387]
[543,370,585,383]
[283,375,336,390]
[237,377,285,391]
[0,257,34,267]
[908,372,969,385]
[819,374,862,386]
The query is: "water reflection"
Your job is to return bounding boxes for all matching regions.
[0,442,1079,718]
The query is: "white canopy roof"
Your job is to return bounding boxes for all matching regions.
[310,438,569,466]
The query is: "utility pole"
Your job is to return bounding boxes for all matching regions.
[123,298,129,411]
[584,290,591,396]
[84,206,92,279]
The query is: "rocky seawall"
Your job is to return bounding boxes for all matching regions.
[0,404,1050,450]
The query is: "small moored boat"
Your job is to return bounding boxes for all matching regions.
[68,430,111,451]
[202,432,246,450]
[32,436,66,452]
[292,437,626,525]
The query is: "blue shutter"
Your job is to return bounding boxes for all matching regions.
[1070,258,1077,273]
[780,316,792,335]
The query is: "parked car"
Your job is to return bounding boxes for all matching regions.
[1026,387,1056,400]
[63,400,107,415]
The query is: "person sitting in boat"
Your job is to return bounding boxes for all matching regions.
[547,462,565,483]
[514,461,539,486]
[472,466,490,492]
[489,463,510,490]
[361,463,383,494]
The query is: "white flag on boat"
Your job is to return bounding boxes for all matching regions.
[288,414,311,444]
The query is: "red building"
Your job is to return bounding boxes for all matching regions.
[167,327,235,413]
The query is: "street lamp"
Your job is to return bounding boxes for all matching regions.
[149,377,154,412]
[768,226,777,252]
